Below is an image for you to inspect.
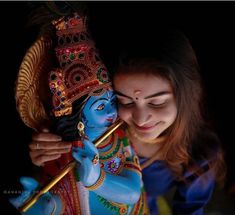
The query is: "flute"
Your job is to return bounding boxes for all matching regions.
[19,119,124,213]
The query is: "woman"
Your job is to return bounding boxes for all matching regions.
[29,28,225,215]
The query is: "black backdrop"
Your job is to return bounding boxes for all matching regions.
[1,1,234,213]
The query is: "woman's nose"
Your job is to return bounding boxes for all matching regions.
[132,107,151,126]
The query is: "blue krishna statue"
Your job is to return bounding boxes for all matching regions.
[10,12,149,215]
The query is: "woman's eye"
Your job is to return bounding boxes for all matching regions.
[148,102,166,107]
[96,103,105,111]
[118,102,134,107]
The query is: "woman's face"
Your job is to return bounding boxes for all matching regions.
[113,72,177,141]
[82,90,117,129]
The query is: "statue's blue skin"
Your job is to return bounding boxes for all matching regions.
[10,90,142,214]
[9,177,62,215]
[82,90,118,141]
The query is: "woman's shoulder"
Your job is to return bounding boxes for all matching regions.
[190,127,222,162]
[181,127,223,181]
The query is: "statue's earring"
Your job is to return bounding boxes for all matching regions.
[92,154,99,165]
[77,121,85,137]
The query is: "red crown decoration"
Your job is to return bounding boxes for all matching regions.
[49,13,111,117]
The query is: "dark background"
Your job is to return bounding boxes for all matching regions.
[0,1,234,213]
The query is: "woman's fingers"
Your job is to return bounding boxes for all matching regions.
[44,148,71,155]
[32,132,62,142]
[29,141,72,150]
[31,154,62,167]
[29,143,72,167]
[30,148,71,157]
[30,148,71,167]
[29,132,72,166]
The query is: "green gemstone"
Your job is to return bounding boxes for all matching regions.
[70,53,75,60]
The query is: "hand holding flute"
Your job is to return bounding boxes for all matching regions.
[10,119,124,213]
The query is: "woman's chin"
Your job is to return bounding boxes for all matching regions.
[135,129,159,141]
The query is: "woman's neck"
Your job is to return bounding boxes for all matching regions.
[127,127,165,159]
[129,135,161,159]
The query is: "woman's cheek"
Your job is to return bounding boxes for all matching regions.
[118,107,131,122]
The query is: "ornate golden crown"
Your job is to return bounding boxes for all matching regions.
[49,13,111,117]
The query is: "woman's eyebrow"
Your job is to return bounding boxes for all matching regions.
[115,91,133,99]
[144,91,171,99]
[115,90,171,100]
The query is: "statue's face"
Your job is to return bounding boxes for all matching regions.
[82,90,117,129]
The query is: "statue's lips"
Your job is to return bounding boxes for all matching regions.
[106,118,113,122]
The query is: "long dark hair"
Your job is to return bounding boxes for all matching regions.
[113,29,225,184]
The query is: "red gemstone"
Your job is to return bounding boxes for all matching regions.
[70,19,79,26]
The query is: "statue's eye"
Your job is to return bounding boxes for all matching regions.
[96,103,105,111]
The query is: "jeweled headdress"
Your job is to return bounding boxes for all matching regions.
[49,13,111,117]
[15,3,109,131]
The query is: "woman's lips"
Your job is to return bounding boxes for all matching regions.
[106,118,113,122]
[134,123,156,131]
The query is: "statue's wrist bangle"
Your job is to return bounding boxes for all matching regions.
[85,169,105,190]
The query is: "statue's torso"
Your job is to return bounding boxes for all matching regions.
[43,129,149,215]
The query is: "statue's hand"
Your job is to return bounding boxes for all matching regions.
[9,177,61,215]
[72,139,101,187]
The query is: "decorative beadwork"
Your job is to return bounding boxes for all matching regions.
[96,195,128,215]
[97,135,113,149]
[131,189,149,215]
[89,129,148,214]
[49,68,72,117]
[107,159,119,173]
[99,134,122,161]
[124,162,142,176]
[52,13,86,32]
[49,13,112,117]
[72,140,84,148]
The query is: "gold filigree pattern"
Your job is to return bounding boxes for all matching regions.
[15,34,53,131]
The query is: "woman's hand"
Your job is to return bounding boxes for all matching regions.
[29,129,72,167]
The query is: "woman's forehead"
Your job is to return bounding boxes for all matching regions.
[113,73,172,97]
